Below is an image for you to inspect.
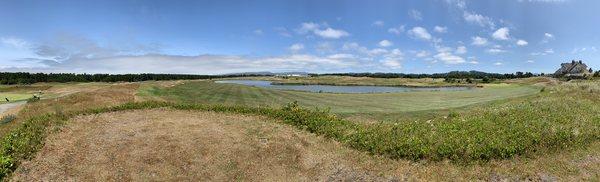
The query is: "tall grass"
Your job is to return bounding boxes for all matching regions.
[0,81,598,179]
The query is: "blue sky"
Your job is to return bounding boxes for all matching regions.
[0,0,599,74]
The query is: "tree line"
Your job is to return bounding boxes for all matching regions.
[0,72,268,85]
[312,71,541,80]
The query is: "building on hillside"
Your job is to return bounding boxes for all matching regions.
[554,60,592,78]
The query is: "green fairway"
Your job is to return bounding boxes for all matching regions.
[0,93,33,104]
[142,80,540,115]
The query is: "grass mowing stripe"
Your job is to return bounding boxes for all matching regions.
[153,81,541,115]
[233,84,247,106]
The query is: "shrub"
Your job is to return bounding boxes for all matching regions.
[0,115,16,125]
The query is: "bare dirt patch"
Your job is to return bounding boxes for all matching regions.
[11,109,394,181]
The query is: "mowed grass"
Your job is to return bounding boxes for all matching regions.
[141,80,540,115]
[0,93,33,104]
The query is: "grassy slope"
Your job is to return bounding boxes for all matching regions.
[141,80,539,115]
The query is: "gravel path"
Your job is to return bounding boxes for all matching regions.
[0,101,26,115]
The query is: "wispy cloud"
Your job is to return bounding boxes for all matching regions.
[434,26,448,33]
[288,43,304,52]
[388,25,405,35]
[471,36,488,46]
[372,20,384,27]
[408,9,423,21]
[463,11,495,29]
[1,37,31,49]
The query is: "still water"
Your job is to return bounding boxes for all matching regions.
[215,80,473,93]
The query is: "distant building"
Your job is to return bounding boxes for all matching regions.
[554,60,592,78]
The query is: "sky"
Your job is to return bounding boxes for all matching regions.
[0,0,599,74]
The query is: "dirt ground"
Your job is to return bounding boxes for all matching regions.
[11,109,599,181]
[11,109,395,181]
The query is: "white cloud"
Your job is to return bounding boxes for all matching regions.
[378,40,393,47]
[297,22,320,34]
[486,48,507,54]
[342,42,390,57]
[408,27,432,41]
[382,59,402,68]
[571,46,598,54]
[471,36,488,46]
[492,27,510,40]
[372,20,385,27]
[315,42,334,53]
[388,25,406,35]
[1,37,30,49]
[519,0,569,3]
[415,50,430,58]
[494,62,503,66]
[328,53,356,59]
[542,32,555,43]
[408,9,423,21]
[469,60,479,64]
[368,48,388,56]
[516,39,528,46]
[1,54,365,74]
[530,48,555,56]
[296,22,349,39]
[463,11,495,28]
[527,60,535,63]
[436,46,453,53]
[0,34,371,74]
[253,29,263,35]
[434,52,465,64]
[455,46,467,54]
[313,28,350,39]
[381,49,404,69]
[444,0,467,9]
[434,26,448,33]
[288,43,304,52]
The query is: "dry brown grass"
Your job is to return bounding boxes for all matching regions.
[11,109,393,181]
[11,109,599,181]
[0,83,139,137]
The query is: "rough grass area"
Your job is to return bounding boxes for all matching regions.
[139,80,539,114]
[2,80,598,178]
[0,85,51,93]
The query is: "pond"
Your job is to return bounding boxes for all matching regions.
[215,80,473,93]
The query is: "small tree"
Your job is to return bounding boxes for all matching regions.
[482,76,490,83]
